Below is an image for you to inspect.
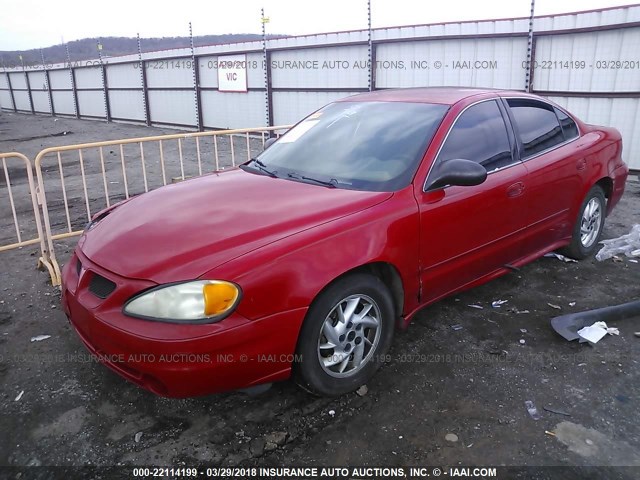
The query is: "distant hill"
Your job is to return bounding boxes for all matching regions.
[0,34,285,68]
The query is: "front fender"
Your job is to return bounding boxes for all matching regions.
[206,187,421,322]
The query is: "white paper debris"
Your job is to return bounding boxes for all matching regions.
[15,390,24,402]
[547,303,562,310]
[577,321,619,345]
[544,252,578,263]
[596,225,640,261]
[328,410,336,417]
[467,304,483,309]
[492,300,508,308]
[30,335,51,342]
[577,325,607,344]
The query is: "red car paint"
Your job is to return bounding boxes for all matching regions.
[61,88,628,397]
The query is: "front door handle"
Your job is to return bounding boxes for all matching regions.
[507,182,525,198]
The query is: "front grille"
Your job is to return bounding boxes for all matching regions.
[88,273,117,299]
[76,259,82,276]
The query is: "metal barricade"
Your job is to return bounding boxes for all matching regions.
[0,152,58,283]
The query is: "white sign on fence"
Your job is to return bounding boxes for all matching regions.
[217,54,248,93]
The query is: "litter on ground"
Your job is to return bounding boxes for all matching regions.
[543,406,571,417]
[525,400,541,420]
[30,335,51,342]
[596,224,640,261]
[577,321,619,345]
[544,252,578,263]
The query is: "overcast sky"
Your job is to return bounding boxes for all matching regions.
[0,0,632,50]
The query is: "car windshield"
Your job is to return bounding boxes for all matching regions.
[251,101,448,192]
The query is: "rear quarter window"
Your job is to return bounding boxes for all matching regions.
[555,107,579,140]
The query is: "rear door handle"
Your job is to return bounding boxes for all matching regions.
[507,182,525,198]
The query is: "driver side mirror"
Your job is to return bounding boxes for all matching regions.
[263,137,278,151]
[425,158,487,191]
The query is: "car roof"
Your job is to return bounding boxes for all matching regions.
[338,87,526,105]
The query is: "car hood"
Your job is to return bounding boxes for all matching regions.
[80,168,392,283]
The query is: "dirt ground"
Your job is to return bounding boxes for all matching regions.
[1,113,639,479]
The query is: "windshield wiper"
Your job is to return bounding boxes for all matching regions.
[245,158,278,178]
[287,172,336,188]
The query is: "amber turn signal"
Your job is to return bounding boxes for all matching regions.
[203,282,239,316]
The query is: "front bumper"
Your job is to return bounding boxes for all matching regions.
[61,249,307,397]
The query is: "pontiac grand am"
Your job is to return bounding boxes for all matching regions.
[61,87,628,397]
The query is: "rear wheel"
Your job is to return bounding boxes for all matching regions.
[294,273,395,396]
[560,185,606,259]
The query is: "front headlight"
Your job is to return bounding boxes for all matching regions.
[123,280,241,323]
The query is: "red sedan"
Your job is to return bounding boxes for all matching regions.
[61,87,628,397]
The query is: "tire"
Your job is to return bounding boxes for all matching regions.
[294,273,395,396]
[559,185,606,260]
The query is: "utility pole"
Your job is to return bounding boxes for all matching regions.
[40,49,54,116]
[97,39,111,121]
[65,43,79,118]
[137,33,151,126]
[189,22,203,131]
[525,0,536,92]
[261,9,272,128]
[19,54,35,114]
[367,0,373,92]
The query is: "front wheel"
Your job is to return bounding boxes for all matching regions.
[294,273,395,396]
[560,185,606,259]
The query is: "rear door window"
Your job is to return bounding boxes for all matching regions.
[507,99,565,158]
[436,100,514,172]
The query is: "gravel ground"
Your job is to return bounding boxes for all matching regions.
[1,113,639,479]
